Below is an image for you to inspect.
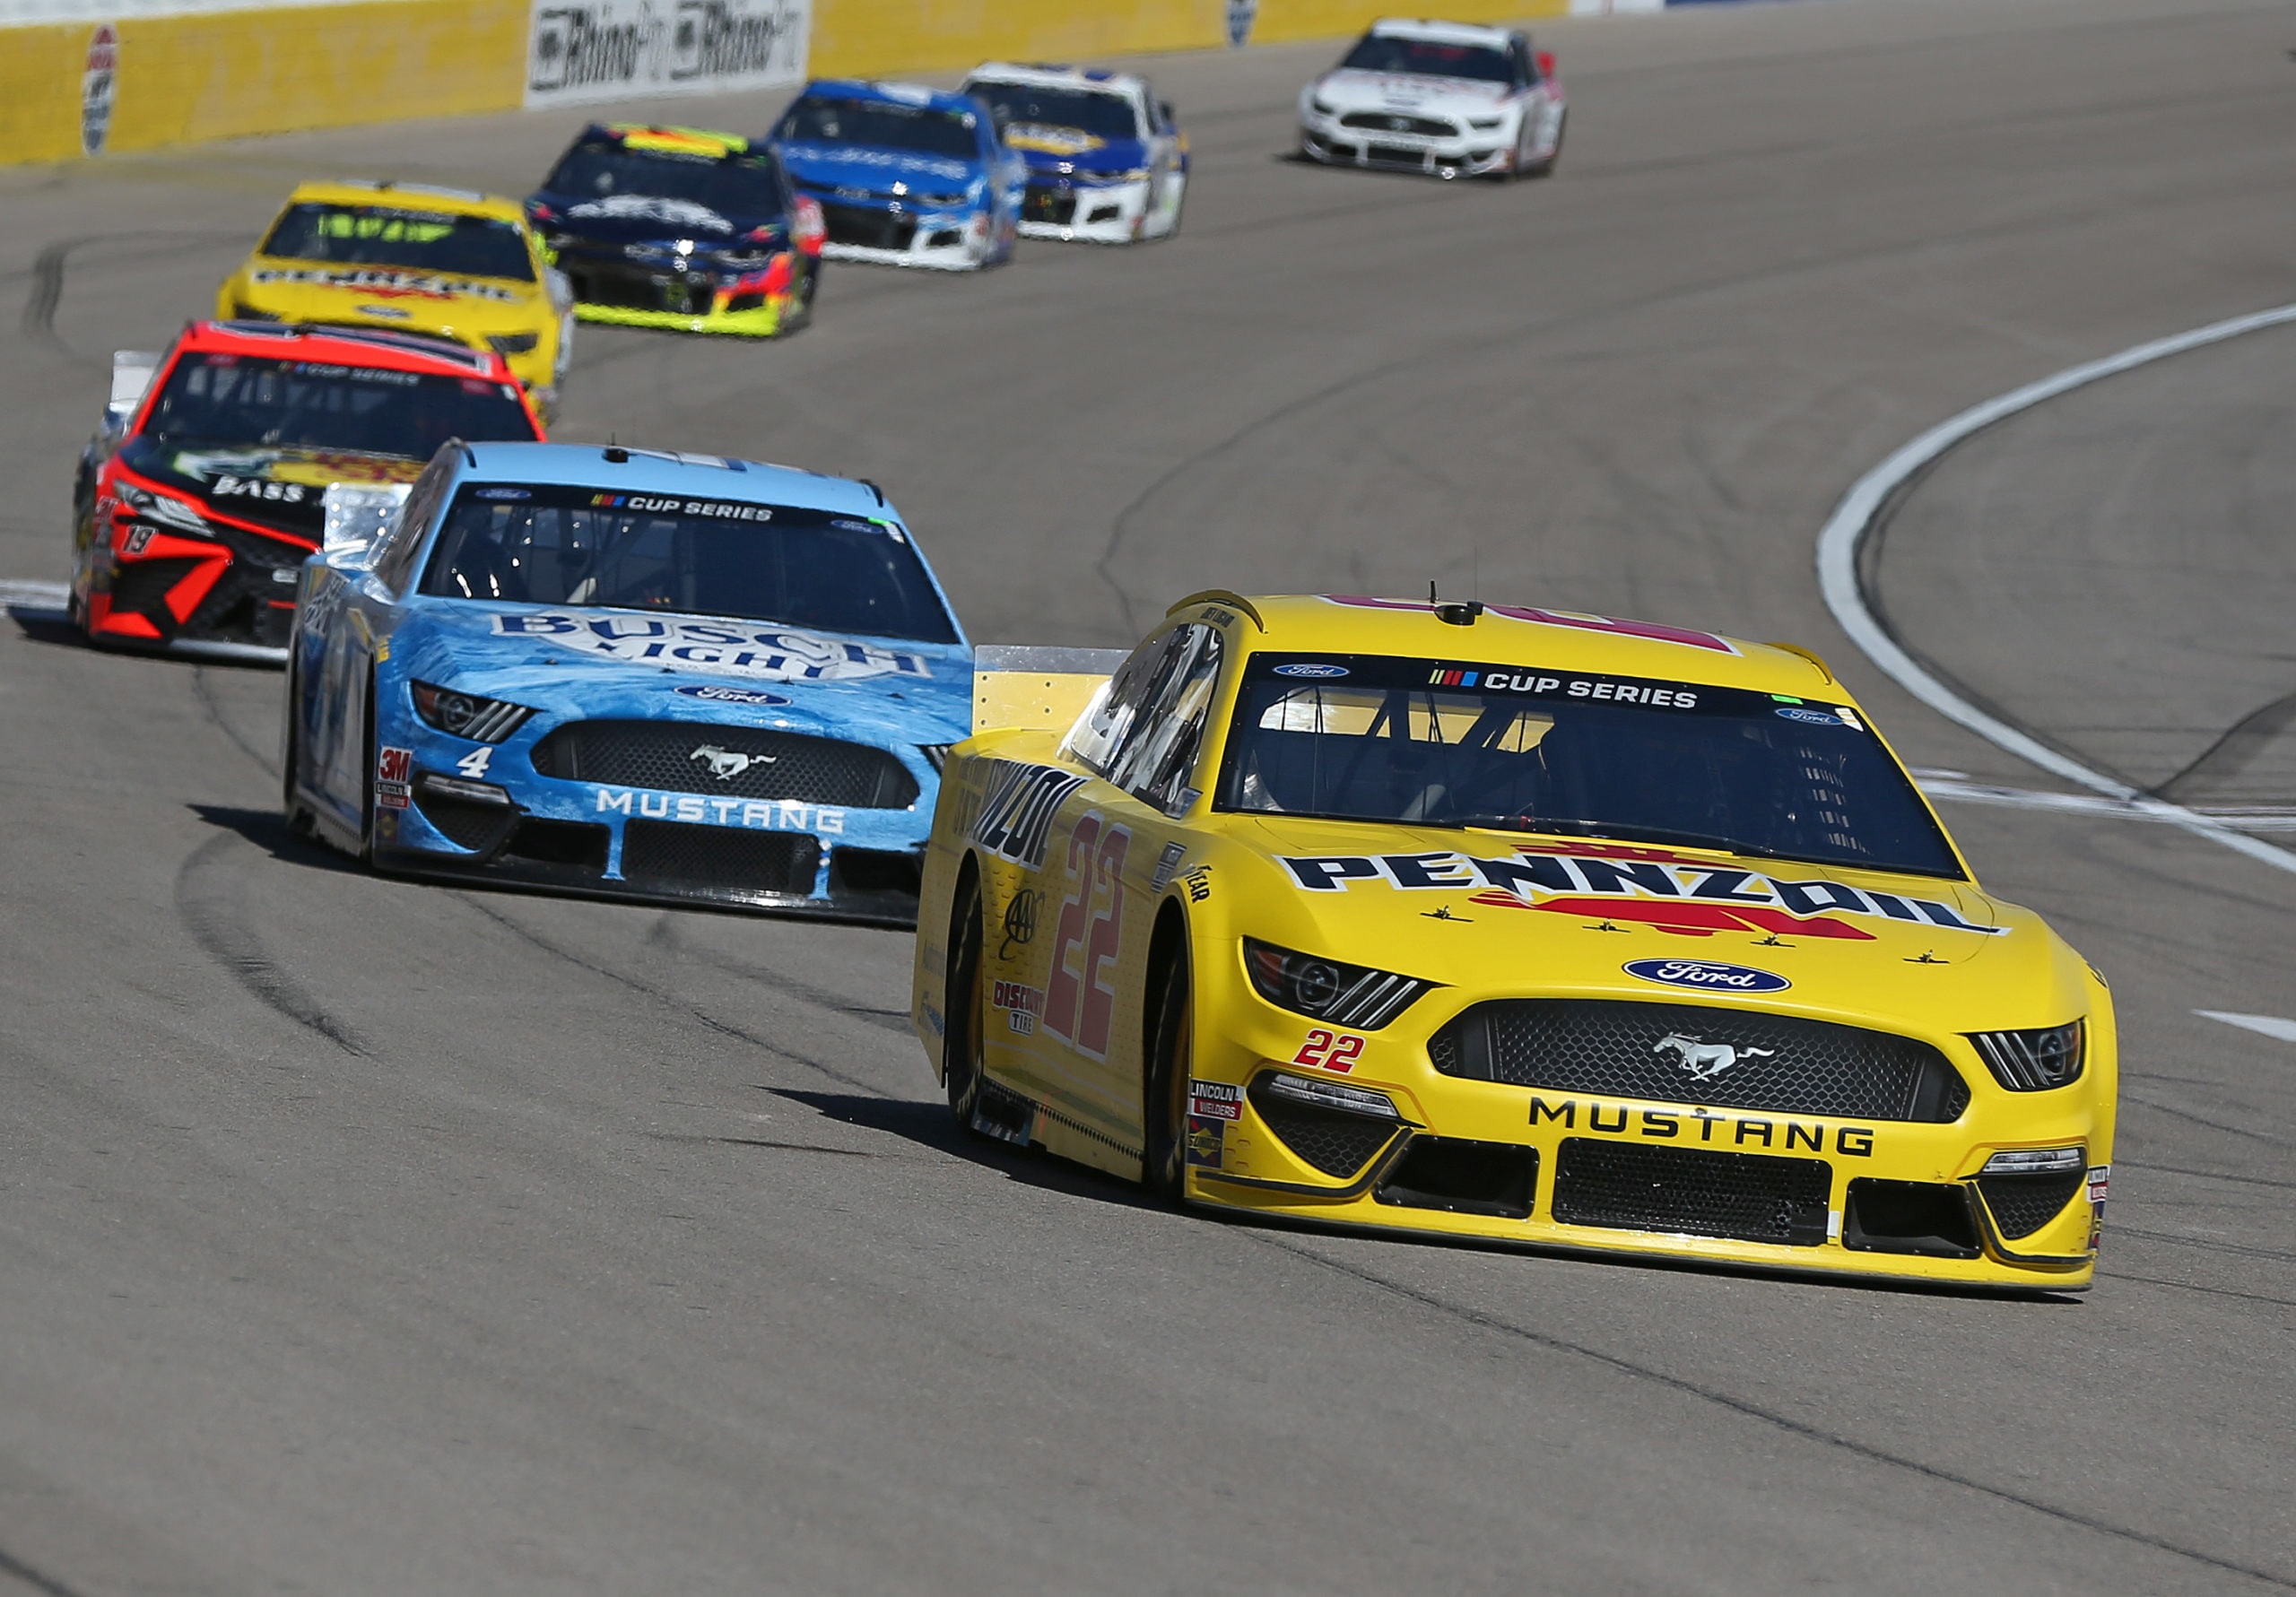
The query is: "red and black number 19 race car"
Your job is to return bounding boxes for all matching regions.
[70,320,544,660]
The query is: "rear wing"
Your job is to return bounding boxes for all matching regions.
[973,645,1127,737]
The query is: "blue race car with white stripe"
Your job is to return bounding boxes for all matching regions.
[961,63,1187,243]
[283,440,970,923]
[768,79,1025,271]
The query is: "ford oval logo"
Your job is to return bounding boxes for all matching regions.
[674,683,791,707]
[1775,707,1846,727]
[1624,959,1790,994]
[1274,663,1348,678]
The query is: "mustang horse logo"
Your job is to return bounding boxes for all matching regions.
[690,744,774,781]
[1654,1033,1773,1081]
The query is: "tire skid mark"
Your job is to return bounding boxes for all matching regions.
[2120,1159,2296,1193]
[1251,1232,2296,1591]
[2122,1091,2293,1151]
[0,1541,91,1597]
[174,832,365,1055]
[191,664,277,777]
[2109,1225,2296,1268]
[645,914,914,1036]
[18,230,248,352]
[2100,1270,2296,1310]
[448,893,890,1097]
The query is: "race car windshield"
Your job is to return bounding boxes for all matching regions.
[419,482,960,644]
[544,143,787,218]
[1338,37,1513,83]
[260,204,537,282]
[141,353,538,456]
[1217,654,1963,878]
[777,98,979,160]
[965,82,1142,141]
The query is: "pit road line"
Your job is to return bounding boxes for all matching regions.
[1813,302,2296,879]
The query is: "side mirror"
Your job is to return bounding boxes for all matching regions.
[1158,100,1177,128]
[322,482,411,568]
[1535,50,1557,81]
[107,349,159,430]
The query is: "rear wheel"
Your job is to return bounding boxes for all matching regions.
[1143,943,1192,1202]
[944,871,987,1131]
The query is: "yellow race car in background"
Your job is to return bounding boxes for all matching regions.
[913,593,2118,1290]
[218,180,573,415]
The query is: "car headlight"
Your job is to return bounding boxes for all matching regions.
[115,480,212,536]
[1468,117,1504,130]
[1967,1020,2085,1090]
[486,332,541,356]
[1309,96,1335,117]
[912,191,972,207]
[1980,1146,2084,1175]
[1090,168,1152,185]
[1242,937,1436,1030]
[411,681,536,742]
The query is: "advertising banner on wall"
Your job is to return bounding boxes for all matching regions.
[525,0,810,108]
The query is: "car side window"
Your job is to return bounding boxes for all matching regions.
[1514,39,1536,87]
[370,450,457,595]
[1067,628,1187,778]
[1113,624,1224,816]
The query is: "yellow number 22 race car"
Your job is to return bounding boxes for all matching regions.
[217,180,572,416]
[912,593,2116,1290]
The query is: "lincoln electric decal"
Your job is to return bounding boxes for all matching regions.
[491,612,932,683]
[1275,843,2005,937]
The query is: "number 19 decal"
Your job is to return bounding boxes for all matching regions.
[1042,812,1130,1059]
[1292,1029,1365,1073]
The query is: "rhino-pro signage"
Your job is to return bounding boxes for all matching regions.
[525,0,811,108]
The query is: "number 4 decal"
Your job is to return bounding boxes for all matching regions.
[455,746,493,778]
[1043,812,1130,1060]
[1291,1029,1366,1073]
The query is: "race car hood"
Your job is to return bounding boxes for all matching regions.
[1311,69,1514,117]
[223,255,548,341]
[535,190,787,250]
[1001,126,1151,180]
[774,142,980,200]
[1223,816,2091,1032]
[395,601,973,745]
[117,436,422,542]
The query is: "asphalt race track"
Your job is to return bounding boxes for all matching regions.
[4,0,2294,1589]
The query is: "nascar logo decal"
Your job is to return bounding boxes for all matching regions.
[1275,844,2005,937]
[492,612,931,683]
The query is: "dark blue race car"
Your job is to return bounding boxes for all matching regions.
[284,441,970,922]
[769,80,1026,271]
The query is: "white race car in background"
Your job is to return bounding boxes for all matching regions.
[1298,18,1566,181]
[961,62,1188,243]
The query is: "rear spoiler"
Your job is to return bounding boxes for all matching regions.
[973,644,1127,736]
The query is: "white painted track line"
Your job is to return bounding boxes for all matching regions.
[0,579,69,617]
[2194,1010,2296,1045]
[1815,303,2296,879]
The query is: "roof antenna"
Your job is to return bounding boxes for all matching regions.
[603,431,629,464]
[1431,573,1483,628]
[1428,578,1438,604]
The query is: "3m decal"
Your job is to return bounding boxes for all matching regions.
[1187,1080,1242,1121]
[1276,847,2005,936]
[1149,840,1187,894]
[594,788,844,832]
[1527,1097,1875,1157]
[971,759,1087,869]
[1042,813,1129,1060]
[1291,1029,1366,1074]
[376,745,413,809]
[1626,959,1790,994]
[492,612,931,684]
[993,980,1045,1035]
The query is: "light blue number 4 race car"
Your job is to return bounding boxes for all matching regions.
[283,441,971,923]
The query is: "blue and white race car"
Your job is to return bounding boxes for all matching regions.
[283,441,971,922]
[961,63,1187,243]
[768,80,1025,270]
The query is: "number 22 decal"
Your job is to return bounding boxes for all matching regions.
[1291,1029,1365,1073]
[1042,812,1130,1059]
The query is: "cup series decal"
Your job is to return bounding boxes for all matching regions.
[1274,846,2005,937]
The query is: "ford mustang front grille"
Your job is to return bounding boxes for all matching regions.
[1551,1140,1831,1246]
[531,721,918,808]
[1339,111,1455,137]
[619,820,819,898]
[817,202,918,252]
[1428,999,1970,1123]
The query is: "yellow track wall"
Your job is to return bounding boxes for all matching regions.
[3,1,1570,168]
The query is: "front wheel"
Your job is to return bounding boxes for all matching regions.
[1525,108,1565,178]
[282,656,316,840]
[1143,945,1192,1202]
[944,872,987,1131]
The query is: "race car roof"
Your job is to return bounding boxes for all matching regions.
[455,441,900,521]
[178,318,513,379]
[1175,593,1839,698]
[281,179,528,225]
[788,78,987,117]
[593,122,752,158]
[1366,17,1518,48]
[963,62,1149,99]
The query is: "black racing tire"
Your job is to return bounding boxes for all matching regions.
[1526,108,1566,179]
[358,669,378,865]
[943,869,987,1132]
[1143,942,1192,1203]
[282,658,317,841]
